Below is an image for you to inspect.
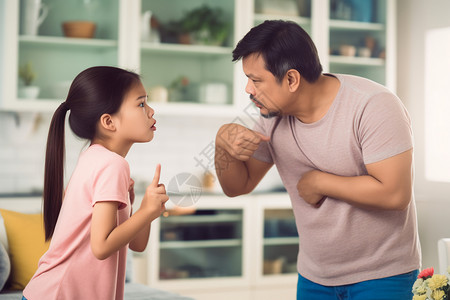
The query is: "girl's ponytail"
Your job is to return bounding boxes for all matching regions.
[43,102,69,241]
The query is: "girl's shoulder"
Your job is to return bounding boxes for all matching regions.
[81,144,129,170]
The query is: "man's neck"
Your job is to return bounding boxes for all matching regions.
[292,74,340,124]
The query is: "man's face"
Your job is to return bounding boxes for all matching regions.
[242,53,284,118]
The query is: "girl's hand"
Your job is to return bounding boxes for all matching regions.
[141,164,169,219]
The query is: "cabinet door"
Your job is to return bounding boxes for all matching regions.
[328,0,390,87]
[139,0,236,115]
[262,209,298,276]
[159,208,243,280]
[3,0,121,111]
[253,0,312,33]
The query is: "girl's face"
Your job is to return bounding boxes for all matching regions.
[113,81,156,144]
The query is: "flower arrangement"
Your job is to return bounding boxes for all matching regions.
[412,267,450,300]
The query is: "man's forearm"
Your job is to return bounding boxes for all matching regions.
[214,145,251,197]
[315,171,411,210]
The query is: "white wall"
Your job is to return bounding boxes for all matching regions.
[397,0,450,270]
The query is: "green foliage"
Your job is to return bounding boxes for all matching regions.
[165,5,230,46]
[18,62,36,86]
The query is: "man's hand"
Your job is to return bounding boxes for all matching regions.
[297,170,326,207]
[216,123,270,161]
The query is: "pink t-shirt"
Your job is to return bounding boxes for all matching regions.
[24,144,131,300]
[252,74,421,286]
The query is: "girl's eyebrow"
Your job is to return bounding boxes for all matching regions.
[136,95,147,101]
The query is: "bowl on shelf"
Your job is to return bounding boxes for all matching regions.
[62,21,96,38]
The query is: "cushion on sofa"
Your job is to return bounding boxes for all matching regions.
[0,241,10,290]
[0,209,50,290]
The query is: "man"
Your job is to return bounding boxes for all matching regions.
[214,20,421,299]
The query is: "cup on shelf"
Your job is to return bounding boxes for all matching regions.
[357,47,371,58]
[339,45,356,57]
[20,0,49,36]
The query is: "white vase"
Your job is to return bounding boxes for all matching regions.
[18,86,40,99]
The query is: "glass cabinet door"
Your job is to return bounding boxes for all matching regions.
[159,209,243,280]
[329,0,387,85]
[263,209,298,275]
[17,0,120,101]
[140,0,235,106]
[253,0,312,34]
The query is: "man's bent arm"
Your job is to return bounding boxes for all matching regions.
[298,149,413,210]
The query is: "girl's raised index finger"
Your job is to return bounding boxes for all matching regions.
[151,164,161,186]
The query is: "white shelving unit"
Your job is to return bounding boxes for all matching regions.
[143,193,297,300]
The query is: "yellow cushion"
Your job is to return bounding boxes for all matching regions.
[0,209,50,290]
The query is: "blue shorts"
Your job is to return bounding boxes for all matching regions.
[297,270,419,300]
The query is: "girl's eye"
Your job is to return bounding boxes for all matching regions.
[139,102,145,108]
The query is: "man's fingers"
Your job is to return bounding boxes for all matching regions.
[253,130,270,142]
[151,164,161,187]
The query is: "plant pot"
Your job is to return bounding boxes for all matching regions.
[18,86,40,99]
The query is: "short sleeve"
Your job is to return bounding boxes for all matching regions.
[92,158,130,209]
[358,92,413,165]
[252,117,274,164]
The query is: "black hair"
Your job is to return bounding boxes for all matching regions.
[232,20,322,83]
[43,66,141,240]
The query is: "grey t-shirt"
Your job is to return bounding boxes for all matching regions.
[252,74,421,286]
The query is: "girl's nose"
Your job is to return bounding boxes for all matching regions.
[147,105,154,118]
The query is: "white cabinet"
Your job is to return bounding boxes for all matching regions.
[0,0,396,113]
[0,0,246,116]
[253,0,397,91]
[144,193,297,300]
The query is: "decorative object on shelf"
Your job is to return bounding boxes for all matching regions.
[199,82,228,105]
[162,5,230,46]
[20,0,49,36]
[62,21,96,38]
[148,85,168,103]
[18,61,39,99]
[168,76,195,102]
[255,0,300,17]
[141,11,160,43]
[263,257,286,275]
[412,267,450,300]
[339,44,356,56]
[330,0,373,22]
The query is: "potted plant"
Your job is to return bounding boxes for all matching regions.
[18,62,40,99]
[161,5,230,46]
[180,5,230,46]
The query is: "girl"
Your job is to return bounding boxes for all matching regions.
[23,66,169,300]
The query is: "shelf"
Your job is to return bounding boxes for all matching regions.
[329,19,385,31]
[147,102,238,117]
[162,213,241,224]
[160,239,242,249]
[141,42,233,56]
[263,237,299,246]
[329,55,385,66]
[19,35,118,50]
[254,14,311,26]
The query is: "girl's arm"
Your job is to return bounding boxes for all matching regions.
[90,165,168,260]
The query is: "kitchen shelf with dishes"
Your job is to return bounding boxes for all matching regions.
[252,0,395,91]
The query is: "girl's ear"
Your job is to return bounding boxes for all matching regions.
[99,113,116,132]
[286,69,301,92]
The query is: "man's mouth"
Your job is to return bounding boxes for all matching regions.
[250,95,264,109]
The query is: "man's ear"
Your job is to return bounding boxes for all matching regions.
[99,113,116,132]
[286,69,301,92]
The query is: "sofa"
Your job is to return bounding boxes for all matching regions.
[0,207,193,300]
